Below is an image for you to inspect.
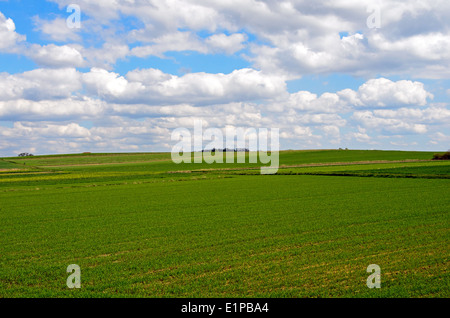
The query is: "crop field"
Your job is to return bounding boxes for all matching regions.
[0,149,449,298]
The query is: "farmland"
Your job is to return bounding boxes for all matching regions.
[0,149,449,298]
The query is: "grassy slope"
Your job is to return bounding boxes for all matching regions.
[0,160,22,170]
[4,149,437,168]
[274,162,450,179]
[0,150,448,297]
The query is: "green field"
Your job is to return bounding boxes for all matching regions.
[0,150,449,297]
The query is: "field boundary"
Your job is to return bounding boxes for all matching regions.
[166,159,435,174]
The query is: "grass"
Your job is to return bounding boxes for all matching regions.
[0,150,448,297]
[273,162,450,179]
[0,160,22,170]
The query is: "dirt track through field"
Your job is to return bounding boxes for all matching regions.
[167,159,434,173]
[279,159,433,168]
[12,158,436,171]
[39,158,173,168]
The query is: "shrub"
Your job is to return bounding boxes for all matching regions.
[18,153,34,157]
[432,151,450,160]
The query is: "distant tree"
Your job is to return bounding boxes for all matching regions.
[18,152,34,157]
[432,150,450,160]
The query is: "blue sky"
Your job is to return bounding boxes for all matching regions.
[0,0,449,156]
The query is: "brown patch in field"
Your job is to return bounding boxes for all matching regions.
[41,158,172,168]
[166,159,432,174]
[167,170,192,173]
